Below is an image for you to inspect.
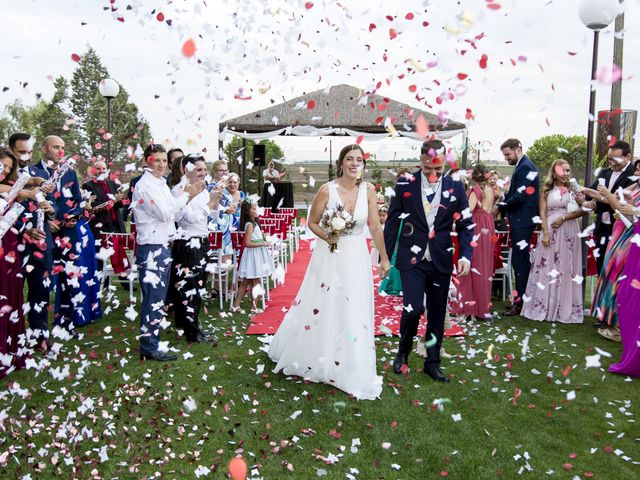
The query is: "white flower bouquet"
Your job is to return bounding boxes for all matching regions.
[319,204,356,253]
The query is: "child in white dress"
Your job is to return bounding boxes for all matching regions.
[232,202,275,313]
[369,205,388,266]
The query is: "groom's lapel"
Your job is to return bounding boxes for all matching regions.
[434,175,452,227]
[411,170,428,227]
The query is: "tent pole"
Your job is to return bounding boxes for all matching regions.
[241,137,247,192]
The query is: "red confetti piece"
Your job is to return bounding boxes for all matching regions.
[403,192,412,198]
[416,114,429,138]
[329,429,341,439]
[479,54,488,69]
[156,12,165,21]
[568,453,577,459]
[457,73,468,80]
[369,23,376,32]
[630,278,640,289]
[408,84,417,92]
[568,51,577,56]
[182,38,196,57]
[525,186,535,195]
[405,12,414,20]
[228,457,247,480]
[453,212,461,220]
[440,471,449,477]
[562,463,573,471]
[422,21,429,27]
[71,53,81,62]
[389,28,397,40]
[356,135,364,144]
[307,99,316,109]
[487,2,501,10]
[465,108,474,120]
[304,1,314,8]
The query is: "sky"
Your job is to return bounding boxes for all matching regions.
[1,0,639,166]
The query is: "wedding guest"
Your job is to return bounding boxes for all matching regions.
[496,138,539,316]
[167,147,184,173]
[170,153,222,345]
[167,148,185,188]
[44,136,102,331]
[82,161,126,238]
[452,164,495,320]
[8,132,34,171]
[0,148,31,375]
[132,144,203,361]
[584,159,640,340]
[219,172,245,262]
[231,201,275,313]
[263,161,286,183]
[609,208,640,377]
[521,160,585,323]
[587,140,634,275]
[9,134,57,349]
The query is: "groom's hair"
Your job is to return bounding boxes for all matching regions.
[421,140,445,157]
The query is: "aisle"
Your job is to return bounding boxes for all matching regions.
[246,240,466,337]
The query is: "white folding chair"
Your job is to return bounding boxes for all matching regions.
[492,231,513,302]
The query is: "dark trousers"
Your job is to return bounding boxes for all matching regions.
[171,238,209,341]
[24,248,53,339]
[53,252,75,332]
[510,226,535,307]
[399,260,450,366]
[594,222,613,274]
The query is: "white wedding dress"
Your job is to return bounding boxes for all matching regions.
[268,181,383,400]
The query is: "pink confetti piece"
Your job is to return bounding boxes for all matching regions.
[182,38,196,57]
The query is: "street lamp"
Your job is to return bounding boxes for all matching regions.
[579,0,619,187]
[98,78,120,164]
[578,0,619,305]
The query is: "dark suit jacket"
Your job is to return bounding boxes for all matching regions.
[497,154,540,229]
[18,164,55,251]
[384,171,473,275]
[588,161,635,229]
[123,174,142,224]
[82,178,126,236]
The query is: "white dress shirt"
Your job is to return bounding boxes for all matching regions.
[132,170,189,245]
[171,185,224,239]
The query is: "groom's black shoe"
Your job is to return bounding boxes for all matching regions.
[393,353,408,374]
[424,364,449,382]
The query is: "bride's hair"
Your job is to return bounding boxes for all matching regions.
[336,144,366,185]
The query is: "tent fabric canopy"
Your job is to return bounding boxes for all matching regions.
[219,84,466,140]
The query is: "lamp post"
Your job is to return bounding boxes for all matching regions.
[578,0,619,303]
[98,78,120,164]
[579,0,619,187]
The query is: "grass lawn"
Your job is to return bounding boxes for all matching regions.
[1,289,638,479]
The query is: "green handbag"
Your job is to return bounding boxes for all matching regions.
[378,220,403,296]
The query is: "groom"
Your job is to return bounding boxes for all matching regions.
[385,139,473,382]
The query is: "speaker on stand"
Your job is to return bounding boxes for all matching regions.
[253,144,266,202]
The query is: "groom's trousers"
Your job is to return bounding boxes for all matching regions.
[399,259,450,365]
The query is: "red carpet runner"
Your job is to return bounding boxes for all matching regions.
[246,240,465,337]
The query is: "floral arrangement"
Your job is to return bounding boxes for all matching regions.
[319,204,357,253]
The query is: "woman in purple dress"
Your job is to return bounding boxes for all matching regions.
[522,159,586,323]
[609,215,640,377]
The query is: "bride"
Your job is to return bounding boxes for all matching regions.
[267,144,391,400]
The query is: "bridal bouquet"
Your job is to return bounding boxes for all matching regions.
[319,204,356,253]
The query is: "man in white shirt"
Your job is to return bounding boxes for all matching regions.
[263,161,285,183]
[132,144,204,362]
[587,140,635,275]
[170,154,223,344]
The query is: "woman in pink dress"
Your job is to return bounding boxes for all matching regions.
[522,159,585,323]
[452,165,495,320]
[0,148,30,377]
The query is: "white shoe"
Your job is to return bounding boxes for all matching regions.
[440,348,452,359]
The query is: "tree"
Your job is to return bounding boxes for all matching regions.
[223,137,285,193]
[526,134,587,181]
[0,99,43,141]
[32,76,78,161]
[70,47,152,172]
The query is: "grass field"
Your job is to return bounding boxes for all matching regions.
[1,285,637,479]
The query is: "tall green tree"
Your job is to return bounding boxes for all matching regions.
[70,47,151,169]
[0,99,43,141]
[526,134,587,180]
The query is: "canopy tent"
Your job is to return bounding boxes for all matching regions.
[218,84,468,190]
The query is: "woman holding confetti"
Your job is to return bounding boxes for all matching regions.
[521,159,586,323]
[268,144,389,400]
